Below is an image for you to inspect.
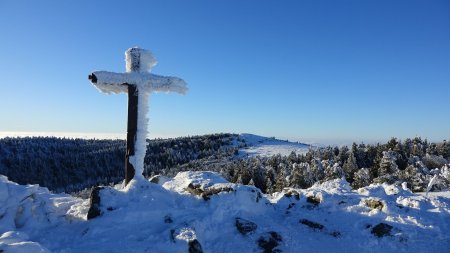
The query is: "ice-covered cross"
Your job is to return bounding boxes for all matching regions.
[88,47,187,186]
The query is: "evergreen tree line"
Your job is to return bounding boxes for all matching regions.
[172,137,450,193]
[0,134,238,193]
[0,135,449,195]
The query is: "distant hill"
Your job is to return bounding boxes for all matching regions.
[238,133,311,157]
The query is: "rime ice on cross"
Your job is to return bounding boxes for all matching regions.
[89,48,188,186]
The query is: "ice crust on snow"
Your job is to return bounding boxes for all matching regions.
[1,173,449,252]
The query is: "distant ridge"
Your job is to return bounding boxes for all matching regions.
[238,133,311,157]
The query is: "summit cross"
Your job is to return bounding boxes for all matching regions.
[88,47,188,186]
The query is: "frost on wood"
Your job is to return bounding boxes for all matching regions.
[128,89,149,181]
[88,47,188,184]
[90,71,188,95]
[125,47,157,73]
[90,47,187,95]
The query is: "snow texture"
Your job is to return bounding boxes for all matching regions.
[1,172,449,253]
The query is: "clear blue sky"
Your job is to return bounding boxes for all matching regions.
[0,0,449,143]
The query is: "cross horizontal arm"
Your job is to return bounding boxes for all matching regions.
[89,71,188,95]
[148,73,188,94]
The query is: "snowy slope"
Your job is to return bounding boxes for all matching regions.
[238,134,311,157]
[1,172,449,253]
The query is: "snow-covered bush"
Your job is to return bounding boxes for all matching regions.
[422,154,447,170]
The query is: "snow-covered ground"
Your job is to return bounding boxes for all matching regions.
[238,134,311,157]
[1,172,449,253]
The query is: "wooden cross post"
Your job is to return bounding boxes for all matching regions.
[88,47,187,186]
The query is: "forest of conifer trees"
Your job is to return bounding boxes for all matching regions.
[0,134,448,195]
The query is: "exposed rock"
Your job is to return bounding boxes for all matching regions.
[169,229,176,242]
[149,175,171,185]
[164,215,173,224]
[306,195,321,206]
[287,203,296,210]
[299,219,324,231]
[365,199,384,210]
[185,183,234,201]
[371,223,393,237]
[186,183,204,197]
[188,239,203,253]
[235,218,257,235]
[170,227,203,253]
[255,191,262,203]
[257,231,282,253]
[87,186,104,220]
[330,231,341,237]
[283,189,300,200]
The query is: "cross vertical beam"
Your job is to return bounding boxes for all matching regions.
[125,84,138,185]
[89,47,187,187]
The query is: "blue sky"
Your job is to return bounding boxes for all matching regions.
[0,0,449,143]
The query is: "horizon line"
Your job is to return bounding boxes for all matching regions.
[0,131,445,146]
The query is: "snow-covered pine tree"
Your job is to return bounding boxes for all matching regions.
[352,168,372,189]
[274,168,287,192]
[378,151,399,176]
[373,151,401,184]
[343,152,358,183]
[399,165,426,192]
[311,158,325,182]
[337,146,350,165]
[289,163,312,189]
[324,163,344,181]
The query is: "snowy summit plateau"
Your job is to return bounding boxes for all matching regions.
[0,171,449,252]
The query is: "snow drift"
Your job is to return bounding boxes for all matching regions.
[0,172,449,252]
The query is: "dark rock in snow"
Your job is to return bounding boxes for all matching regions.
[287,203,296,210]
[169,229,176,242]
[330,231,341,237]
[299,219,325,231]
[283,189,300,200]
[258,231,282,253]
[285,203,296,214]
[188,239,203,253]
[365,199,384,210]
[164,215,173,224]
[185,183,234,201]
[149,175,161,184]
[149,175,170,185]
[371,223,393,237]
[87,186,104,220]
[306,195,321,206]
[235,217,257,235]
